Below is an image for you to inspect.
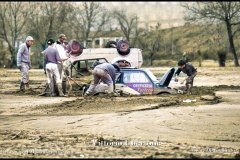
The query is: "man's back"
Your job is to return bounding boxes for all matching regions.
[176,63,197,76]
[95,63,116,80]
[44,47,61,64]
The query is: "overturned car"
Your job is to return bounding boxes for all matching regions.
[67,39,143,74]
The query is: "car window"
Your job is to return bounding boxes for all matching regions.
[123,71,150,83]
[115,72,122,82]
[144,69,158,81]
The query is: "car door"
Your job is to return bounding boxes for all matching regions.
[121,70,154,95]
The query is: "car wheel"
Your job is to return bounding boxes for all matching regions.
[68,39,84,57]
[117,40,130,56]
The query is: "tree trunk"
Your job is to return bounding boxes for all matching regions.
[225,20,239,66]
[10,47,16,68]
[150,53,153,66]
[217,50,226,67]
[10,55,16,68]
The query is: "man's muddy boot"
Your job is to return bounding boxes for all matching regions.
[48,83,56,97]
[57,83,67,97]
[20,82,26,92]
[62,80,67,95]
[25,83,30,90]
[186,84,193,95]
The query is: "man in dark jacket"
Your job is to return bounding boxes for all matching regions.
[175,59,197,95]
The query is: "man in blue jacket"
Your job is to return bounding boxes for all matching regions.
[16,36,34,91]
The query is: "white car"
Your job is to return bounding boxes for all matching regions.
[67,39,143,68]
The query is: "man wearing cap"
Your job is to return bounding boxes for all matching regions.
[54,34,70,94]
[44,39,66,97]
[84,63,120,96]
[16,36,34,91]
[174,59,197,95]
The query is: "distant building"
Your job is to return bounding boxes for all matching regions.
[89,37,123,48]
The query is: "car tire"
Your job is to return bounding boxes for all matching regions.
[68,39,83,57]
[117,40,130,56]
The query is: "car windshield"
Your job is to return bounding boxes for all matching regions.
[144,69,158,82]
[122,71,150,83]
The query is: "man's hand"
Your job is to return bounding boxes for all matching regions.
[180,78,187,84]
[174,77,178,82]
[17,65,21,70]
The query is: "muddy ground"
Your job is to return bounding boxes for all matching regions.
[0,67,240,158]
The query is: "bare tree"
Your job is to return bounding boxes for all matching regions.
[73,2,110,47]
[149,33,161,66]
[0,2,33,67]
[27,2,74,50]
[113,9,139,44]
[206,23,228,67]
[24,2,75,68]
[181,2,240,66]
[138,25,162,66]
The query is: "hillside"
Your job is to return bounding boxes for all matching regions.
[142,23,240,67]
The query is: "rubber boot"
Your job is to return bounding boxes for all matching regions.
[20,82,24,91]
[48,83,56,97]
[62,80,67,95]
[25,83,29,90]
[186,83,193,95]
[57,83,66,97]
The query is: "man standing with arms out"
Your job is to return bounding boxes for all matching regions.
[44,39,66,97]
[16,36,34,92]
[84,63,120,96]
[54,34,69,94]
[174,59,197,95]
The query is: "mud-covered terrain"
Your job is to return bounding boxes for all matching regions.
[0,67,240,158]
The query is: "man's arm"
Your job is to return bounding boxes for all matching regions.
[55,50,62,63]
[16,45,24,69]
[175,68,181,76]
[174,68,181,80]
[43,53,47,74]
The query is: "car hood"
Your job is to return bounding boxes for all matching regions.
[158,68,176,87]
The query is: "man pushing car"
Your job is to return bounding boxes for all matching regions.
[84,63,120,96]
[174,59,197,95]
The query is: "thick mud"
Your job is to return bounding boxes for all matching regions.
[0,67,240,158]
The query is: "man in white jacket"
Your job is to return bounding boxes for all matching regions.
[54,34,69,94]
